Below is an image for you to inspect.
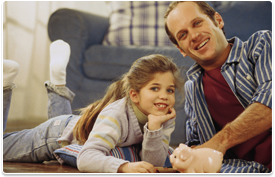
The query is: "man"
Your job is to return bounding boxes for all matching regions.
[164,1,272,172]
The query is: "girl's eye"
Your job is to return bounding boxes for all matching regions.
[167,89,175,93]
[151,87,159,91]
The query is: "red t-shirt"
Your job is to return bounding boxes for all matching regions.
[203,67,271,170]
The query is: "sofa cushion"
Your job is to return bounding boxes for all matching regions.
[83,45,194,81]
[214,1,272,41]
[102,1,174,47]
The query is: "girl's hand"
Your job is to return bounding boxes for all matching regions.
[117,161,157,173]
[148,108,176,131]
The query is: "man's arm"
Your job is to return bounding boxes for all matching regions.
[196,31,272,154]
[194,102,272,155]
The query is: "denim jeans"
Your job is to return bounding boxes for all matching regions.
[3,81,76,162]
[3,84,16,132]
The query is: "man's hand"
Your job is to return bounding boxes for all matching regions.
[147,108,176,131]
[117,161,157,173]
[193,138,227,155]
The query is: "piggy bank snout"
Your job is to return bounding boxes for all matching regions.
[213,150,224,159]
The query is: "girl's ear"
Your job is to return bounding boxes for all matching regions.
[129,89,139,103]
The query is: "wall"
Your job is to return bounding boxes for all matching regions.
[3,1,109,124]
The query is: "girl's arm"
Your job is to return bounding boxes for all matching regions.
[141,108,176,167]
[77,108,157,173]
[77,113,128,173]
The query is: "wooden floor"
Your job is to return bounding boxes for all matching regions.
[3,161,178,173]
[3,161,80,173]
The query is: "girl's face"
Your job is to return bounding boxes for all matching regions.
[130,71,176,116]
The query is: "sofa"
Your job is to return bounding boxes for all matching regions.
[47,1,271,146]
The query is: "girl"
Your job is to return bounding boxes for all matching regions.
[3,40,184,173]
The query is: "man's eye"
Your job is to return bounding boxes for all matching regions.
[179,32,186,40]
[195,21,201,26]
[181,33,186,38]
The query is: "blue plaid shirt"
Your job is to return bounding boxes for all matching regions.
[184,30,272,173]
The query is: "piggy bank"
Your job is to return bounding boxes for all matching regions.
[170,144,223,173]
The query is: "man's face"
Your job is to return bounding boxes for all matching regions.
[166,2,229,68]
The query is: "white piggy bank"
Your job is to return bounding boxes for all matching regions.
[170,144,223,173]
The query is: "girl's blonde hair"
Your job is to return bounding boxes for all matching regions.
[74,54,184,144]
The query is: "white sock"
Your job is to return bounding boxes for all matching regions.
[3,59,20,87]
[50,39,71,85]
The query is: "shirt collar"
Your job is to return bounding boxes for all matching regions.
[225,36,244,64]
[131,101,148,125]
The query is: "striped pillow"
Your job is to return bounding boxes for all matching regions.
[54,144,174,168]
[102,1,174,46]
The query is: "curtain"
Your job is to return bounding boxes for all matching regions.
[3,1,108,128]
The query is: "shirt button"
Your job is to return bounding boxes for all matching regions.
[246,75,251,80]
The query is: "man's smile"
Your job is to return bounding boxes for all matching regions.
[196,38,210,50]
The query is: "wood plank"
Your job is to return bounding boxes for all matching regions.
[3,161,80,173]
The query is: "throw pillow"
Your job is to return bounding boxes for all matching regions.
[54,144,174,168]
[102,1,174,46]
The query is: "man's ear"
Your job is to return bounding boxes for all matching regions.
[214,12,224,29]
[129,89,139,103]
[176,45,187,57]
